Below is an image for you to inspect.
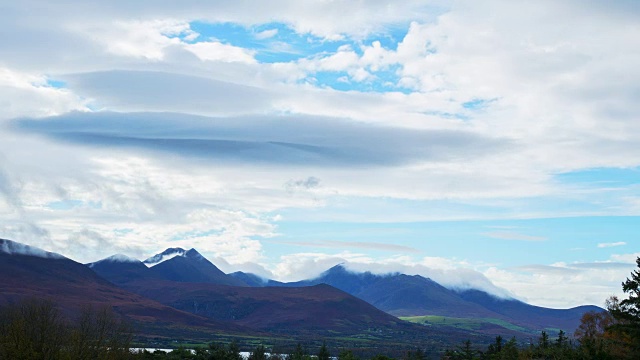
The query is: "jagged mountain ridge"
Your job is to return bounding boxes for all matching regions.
[26,242,602,336]
[142,247,187,266]
[91,247,603,335]
[89,247,247,286]
[0,239,250,338]
[232,264,603,333]
[1,239,437,340]
[238,265,506,318]
[146,248,247,286]
[3,238,603,347]
[87,245,438,337]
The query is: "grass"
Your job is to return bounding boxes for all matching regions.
[400,315,528,333]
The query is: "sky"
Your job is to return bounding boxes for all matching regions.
[0,0,639,309]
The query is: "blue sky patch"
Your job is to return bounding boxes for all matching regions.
[555,167,640,187]
[308,66,408,93]
[462,98,497,111]
[189,21,355,64]
[45,79,66,89]
[46,200,101,210]
[113,228,133,236]
[269,216,638,269]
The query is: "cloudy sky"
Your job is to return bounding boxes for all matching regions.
[1,0,639,308]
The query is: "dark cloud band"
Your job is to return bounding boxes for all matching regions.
[13,111,509,167]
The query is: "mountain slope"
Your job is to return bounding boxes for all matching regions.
[260,264,601,333]
[145,248,247,286]
[229,271,269,287]
[456,289,602,331]
[0,239,249,337]
[272,265,500,318]
[119,279,422,337]
[356,274,500,318]
[88,254,160,284]
[90,250,430,338]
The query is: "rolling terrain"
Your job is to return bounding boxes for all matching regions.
[234,264,603,335]
[89,249,429,339]
[1,239,605,352]
[0,239,252,340]
[95,247,602,336]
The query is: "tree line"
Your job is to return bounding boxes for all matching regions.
[443,257,640,359]
[2,257,640,359]
[0,299,132,359]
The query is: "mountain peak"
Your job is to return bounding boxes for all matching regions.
[184,248,204,260]
[143,247,187,267]
[0,239,65,259]
[324,263,348,274]
[145,247,247,286]
[88,253,140,268]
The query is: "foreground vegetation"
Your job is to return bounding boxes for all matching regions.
[0,299,132,359]
[2,257,640,359]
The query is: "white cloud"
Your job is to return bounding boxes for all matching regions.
[82,19,193,60]
[61,71,274,116]
[0,68,87,120]
[484,255,640,308]
[483,231,547,242]
[598,241,626,248]
[185,42,257,64]
[266,251,512,298]
[610,252,640,264]
[254,28,278,40]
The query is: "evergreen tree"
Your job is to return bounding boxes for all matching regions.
[485,335,502,357]
[249,344,267,360]
[167,346,195,359]
[370,355,394,360]
[228,340,243,360]
[608,257,640,356]
[459,340,476,360]
[290,343,306,360]
[539,331,549,349]
[501,337,519,360]
[445,340,477,360]
[555,330,568,348]
[338,349,358,360]
[317,342,330,360]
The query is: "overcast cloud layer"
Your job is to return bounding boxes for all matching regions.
[1,0,639,308]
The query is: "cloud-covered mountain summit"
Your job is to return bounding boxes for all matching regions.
[0,238,64,259]
[91,247,248,287]
[143,247,188,267]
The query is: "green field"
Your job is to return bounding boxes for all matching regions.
[400,315,528,333]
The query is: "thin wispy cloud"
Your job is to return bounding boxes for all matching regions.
[483,231,547,242]
[512,264,580,275]
[569,261,634,270]
[255,28,278,40]
[274,240,420,253]
[598,242,626,248]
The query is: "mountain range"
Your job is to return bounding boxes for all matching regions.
[0,238,603,349]
[87,247,417,337]
[0,239,250,340]
[232,264,598,332]
[88,244,601,336]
